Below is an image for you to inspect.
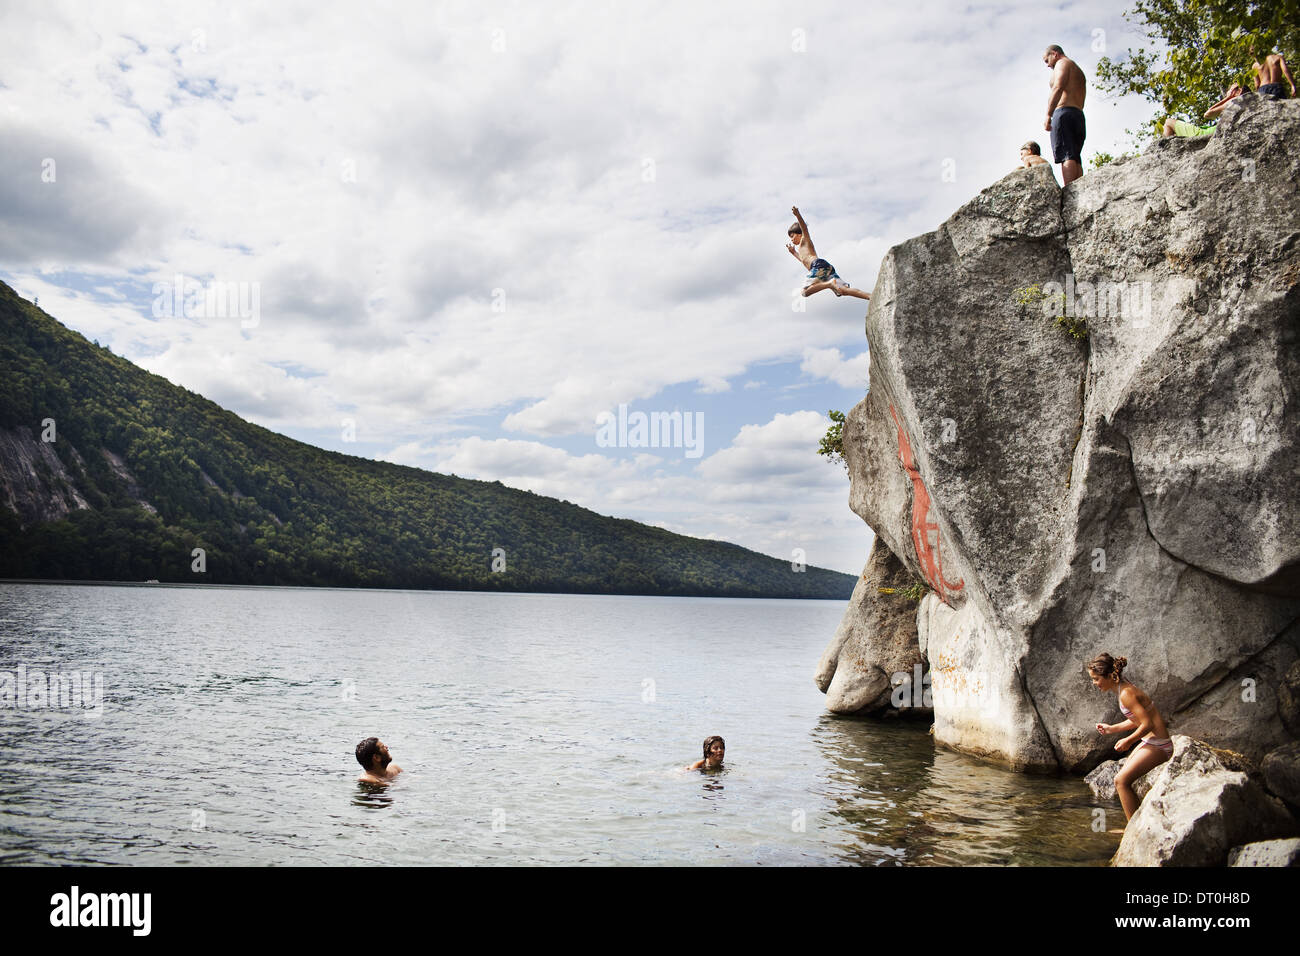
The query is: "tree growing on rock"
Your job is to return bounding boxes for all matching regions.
[817,410,846,470]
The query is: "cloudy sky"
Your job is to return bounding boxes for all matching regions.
[0,1,1155,574]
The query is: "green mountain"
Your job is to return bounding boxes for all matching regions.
[0,281,855,598]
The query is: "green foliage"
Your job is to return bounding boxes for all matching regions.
[1055,314,1090,340]
[0,282,856,599]
[1090,150,1139,169]
[878,580,931,602]
[902,580,929,602]
[1013,283,1049,308]
[817,410,846,469]
[1096,0,1300,140]
[1013,284,1088,341]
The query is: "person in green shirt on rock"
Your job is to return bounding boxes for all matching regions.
[1161,83,1244,138]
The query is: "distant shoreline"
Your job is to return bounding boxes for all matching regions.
[0,577,849,601]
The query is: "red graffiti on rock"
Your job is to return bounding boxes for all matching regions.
[890,405,964,605]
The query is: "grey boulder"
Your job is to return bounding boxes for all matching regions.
[818,94,1300,772]
[1113,737,1296,866]
[1227,838,1300,867]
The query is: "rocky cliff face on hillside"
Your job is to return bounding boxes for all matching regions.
[817,92,1300,773]
[0,426,91,525]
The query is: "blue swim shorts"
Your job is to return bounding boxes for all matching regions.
[1050,107,1086,163]
[804,258,843,288]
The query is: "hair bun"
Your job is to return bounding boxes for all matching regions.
[1116,657,1128,668]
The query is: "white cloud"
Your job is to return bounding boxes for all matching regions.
[0,1,1154,441]
[698,410,837,484]
[800,346,869,389]
[0,1,1153,574]
[379,409,869,572]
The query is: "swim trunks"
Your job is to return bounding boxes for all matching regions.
[1171,118,1216,138]
[1258,82,1286,99]
[804,257,843,289]
[1050,106,1086,163]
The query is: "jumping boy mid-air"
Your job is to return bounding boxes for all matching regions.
[787,206,871,300]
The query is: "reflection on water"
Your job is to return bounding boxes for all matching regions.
[352,784,397,810]
[813,715,1121,865]
[697,766,728,797]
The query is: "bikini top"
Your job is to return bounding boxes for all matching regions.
[1110,678,1132,718]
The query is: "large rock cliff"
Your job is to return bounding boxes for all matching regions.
[818,92,1300,772]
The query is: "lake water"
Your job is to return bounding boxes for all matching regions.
[0,583,1119,865]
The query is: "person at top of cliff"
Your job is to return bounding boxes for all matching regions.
[1088,654,1171,824]
[1042,44,1087,185]
[687,735,725,771]
[1160,84,1245,138]
[1019,141,1049,167]
[787,206,872,301]
[1250,41,1295,100]
[356,736,402,784]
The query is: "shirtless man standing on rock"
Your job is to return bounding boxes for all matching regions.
[1043,44,1087,185]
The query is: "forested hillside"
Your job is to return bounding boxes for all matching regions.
[0,282,854,598]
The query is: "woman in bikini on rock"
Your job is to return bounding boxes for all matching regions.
[1088,653,1172,821]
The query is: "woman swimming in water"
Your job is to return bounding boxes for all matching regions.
[1087,653,1172,821]
[687,735,725,771]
